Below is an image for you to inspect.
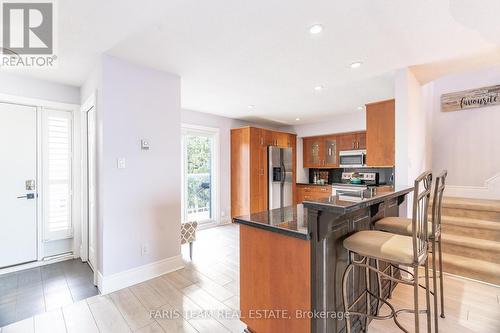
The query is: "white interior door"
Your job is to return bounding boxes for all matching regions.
[0,103,38,268]
[87,106,97,271]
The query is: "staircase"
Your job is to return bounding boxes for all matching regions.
[439,197,500,285]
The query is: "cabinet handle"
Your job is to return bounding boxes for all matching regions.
[352,140,355,149]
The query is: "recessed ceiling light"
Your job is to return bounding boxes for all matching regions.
[295,118,300,121]
[314,85,324,92]
[247,104,255,109]
[350,61,363,69]
[309,24,323,35]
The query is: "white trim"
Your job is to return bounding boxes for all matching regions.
[445,173,500,200]
[0,253,74,276]
[41,109,74,242]
[0,93,79,111]
[97,255,184,294]
[80,93,98,286]
[181,123,221,225]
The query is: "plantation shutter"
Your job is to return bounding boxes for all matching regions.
[43,109,73,240]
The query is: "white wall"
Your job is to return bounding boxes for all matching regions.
[181,109,249,222]
[395,68,431,189]
[283,111,366,183]
[428,65,500,199]
[394,68,433,216]
[0,72,80,104]
[82,56,182,289]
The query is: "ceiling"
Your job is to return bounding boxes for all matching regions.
[2,0,500,124]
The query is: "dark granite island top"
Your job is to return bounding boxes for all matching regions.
[234,185,413,333]
[233,186,413,240]
[233,204,310,239]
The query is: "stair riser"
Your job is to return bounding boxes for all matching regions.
[441,224,500,241]
[441,207,500,222]
[441,242,500,262]
[442,261,500,286]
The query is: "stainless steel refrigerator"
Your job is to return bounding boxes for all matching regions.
[268,146,293,210]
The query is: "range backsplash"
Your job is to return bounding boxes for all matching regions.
[308,167,395,185]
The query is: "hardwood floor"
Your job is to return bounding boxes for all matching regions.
[1,224,499,332]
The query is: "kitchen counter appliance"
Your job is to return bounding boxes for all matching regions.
[339,149,366,168]
[332,171,379,197]
[268,146,293,210]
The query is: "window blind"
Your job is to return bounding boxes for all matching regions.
[43,110,72,241]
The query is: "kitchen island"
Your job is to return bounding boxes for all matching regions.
[233,185,413,333]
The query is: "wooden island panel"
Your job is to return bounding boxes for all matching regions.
[239,224,311,333]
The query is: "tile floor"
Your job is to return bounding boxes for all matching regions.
[0,224,499,332]
[0,259,98,327]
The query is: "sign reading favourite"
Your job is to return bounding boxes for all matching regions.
[441,85,500,112]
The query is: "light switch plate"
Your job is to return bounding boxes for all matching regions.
[117,158,126,169]
[141,139,150,150]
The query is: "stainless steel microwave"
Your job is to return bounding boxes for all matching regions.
[339,150,366,168]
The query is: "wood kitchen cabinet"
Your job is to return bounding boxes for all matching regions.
[337,133,357,151]
[366,99,395,166]
[337,132,366,151]
[303,131,365,168]
[323,135,338,167]
[303,136,325,168]
[264,129,294,148]
[356,132,366,149]
[296,184,331,204]
[231,127,296,218]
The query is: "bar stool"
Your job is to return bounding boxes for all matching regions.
[342,171,433,333]
[375,170,447,332]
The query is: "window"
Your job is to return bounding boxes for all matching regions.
[42,110,73,240]
[181,125,219,224]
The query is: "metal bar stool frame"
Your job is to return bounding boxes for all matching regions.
[384,170,447,332]
[342,171,433,333]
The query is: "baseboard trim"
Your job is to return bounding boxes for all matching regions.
[97,255,184,294]
[0,254,74,276]
[445,173,500,200]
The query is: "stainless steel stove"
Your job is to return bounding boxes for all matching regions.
[331,172,379,196]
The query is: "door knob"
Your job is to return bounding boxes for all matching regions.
[17,193,35,199]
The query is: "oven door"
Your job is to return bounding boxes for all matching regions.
[339,150,366,168]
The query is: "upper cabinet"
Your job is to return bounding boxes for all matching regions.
[303,136,325,168]
[337,132,366,150]
[303,132,365,168]
[264,129,294,148]
[356,132,366,149]
[366,99,395,167]
[323,135,338,167]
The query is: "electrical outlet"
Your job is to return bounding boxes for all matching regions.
[141,244,149,256]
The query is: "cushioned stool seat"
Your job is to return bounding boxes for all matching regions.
[343,230,416,265]
[375,217,433,237]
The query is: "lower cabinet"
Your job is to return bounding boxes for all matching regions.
[296,184,331,204]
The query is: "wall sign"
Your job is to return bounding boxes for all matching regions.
[441,84,500,112]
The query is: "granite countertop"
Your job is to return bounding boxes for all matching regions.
[233,186,413,240]
[303,185,413,213]
[233,205,310,240]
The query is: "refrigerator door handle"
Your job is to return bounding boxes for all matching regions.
[280,163,286,184]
